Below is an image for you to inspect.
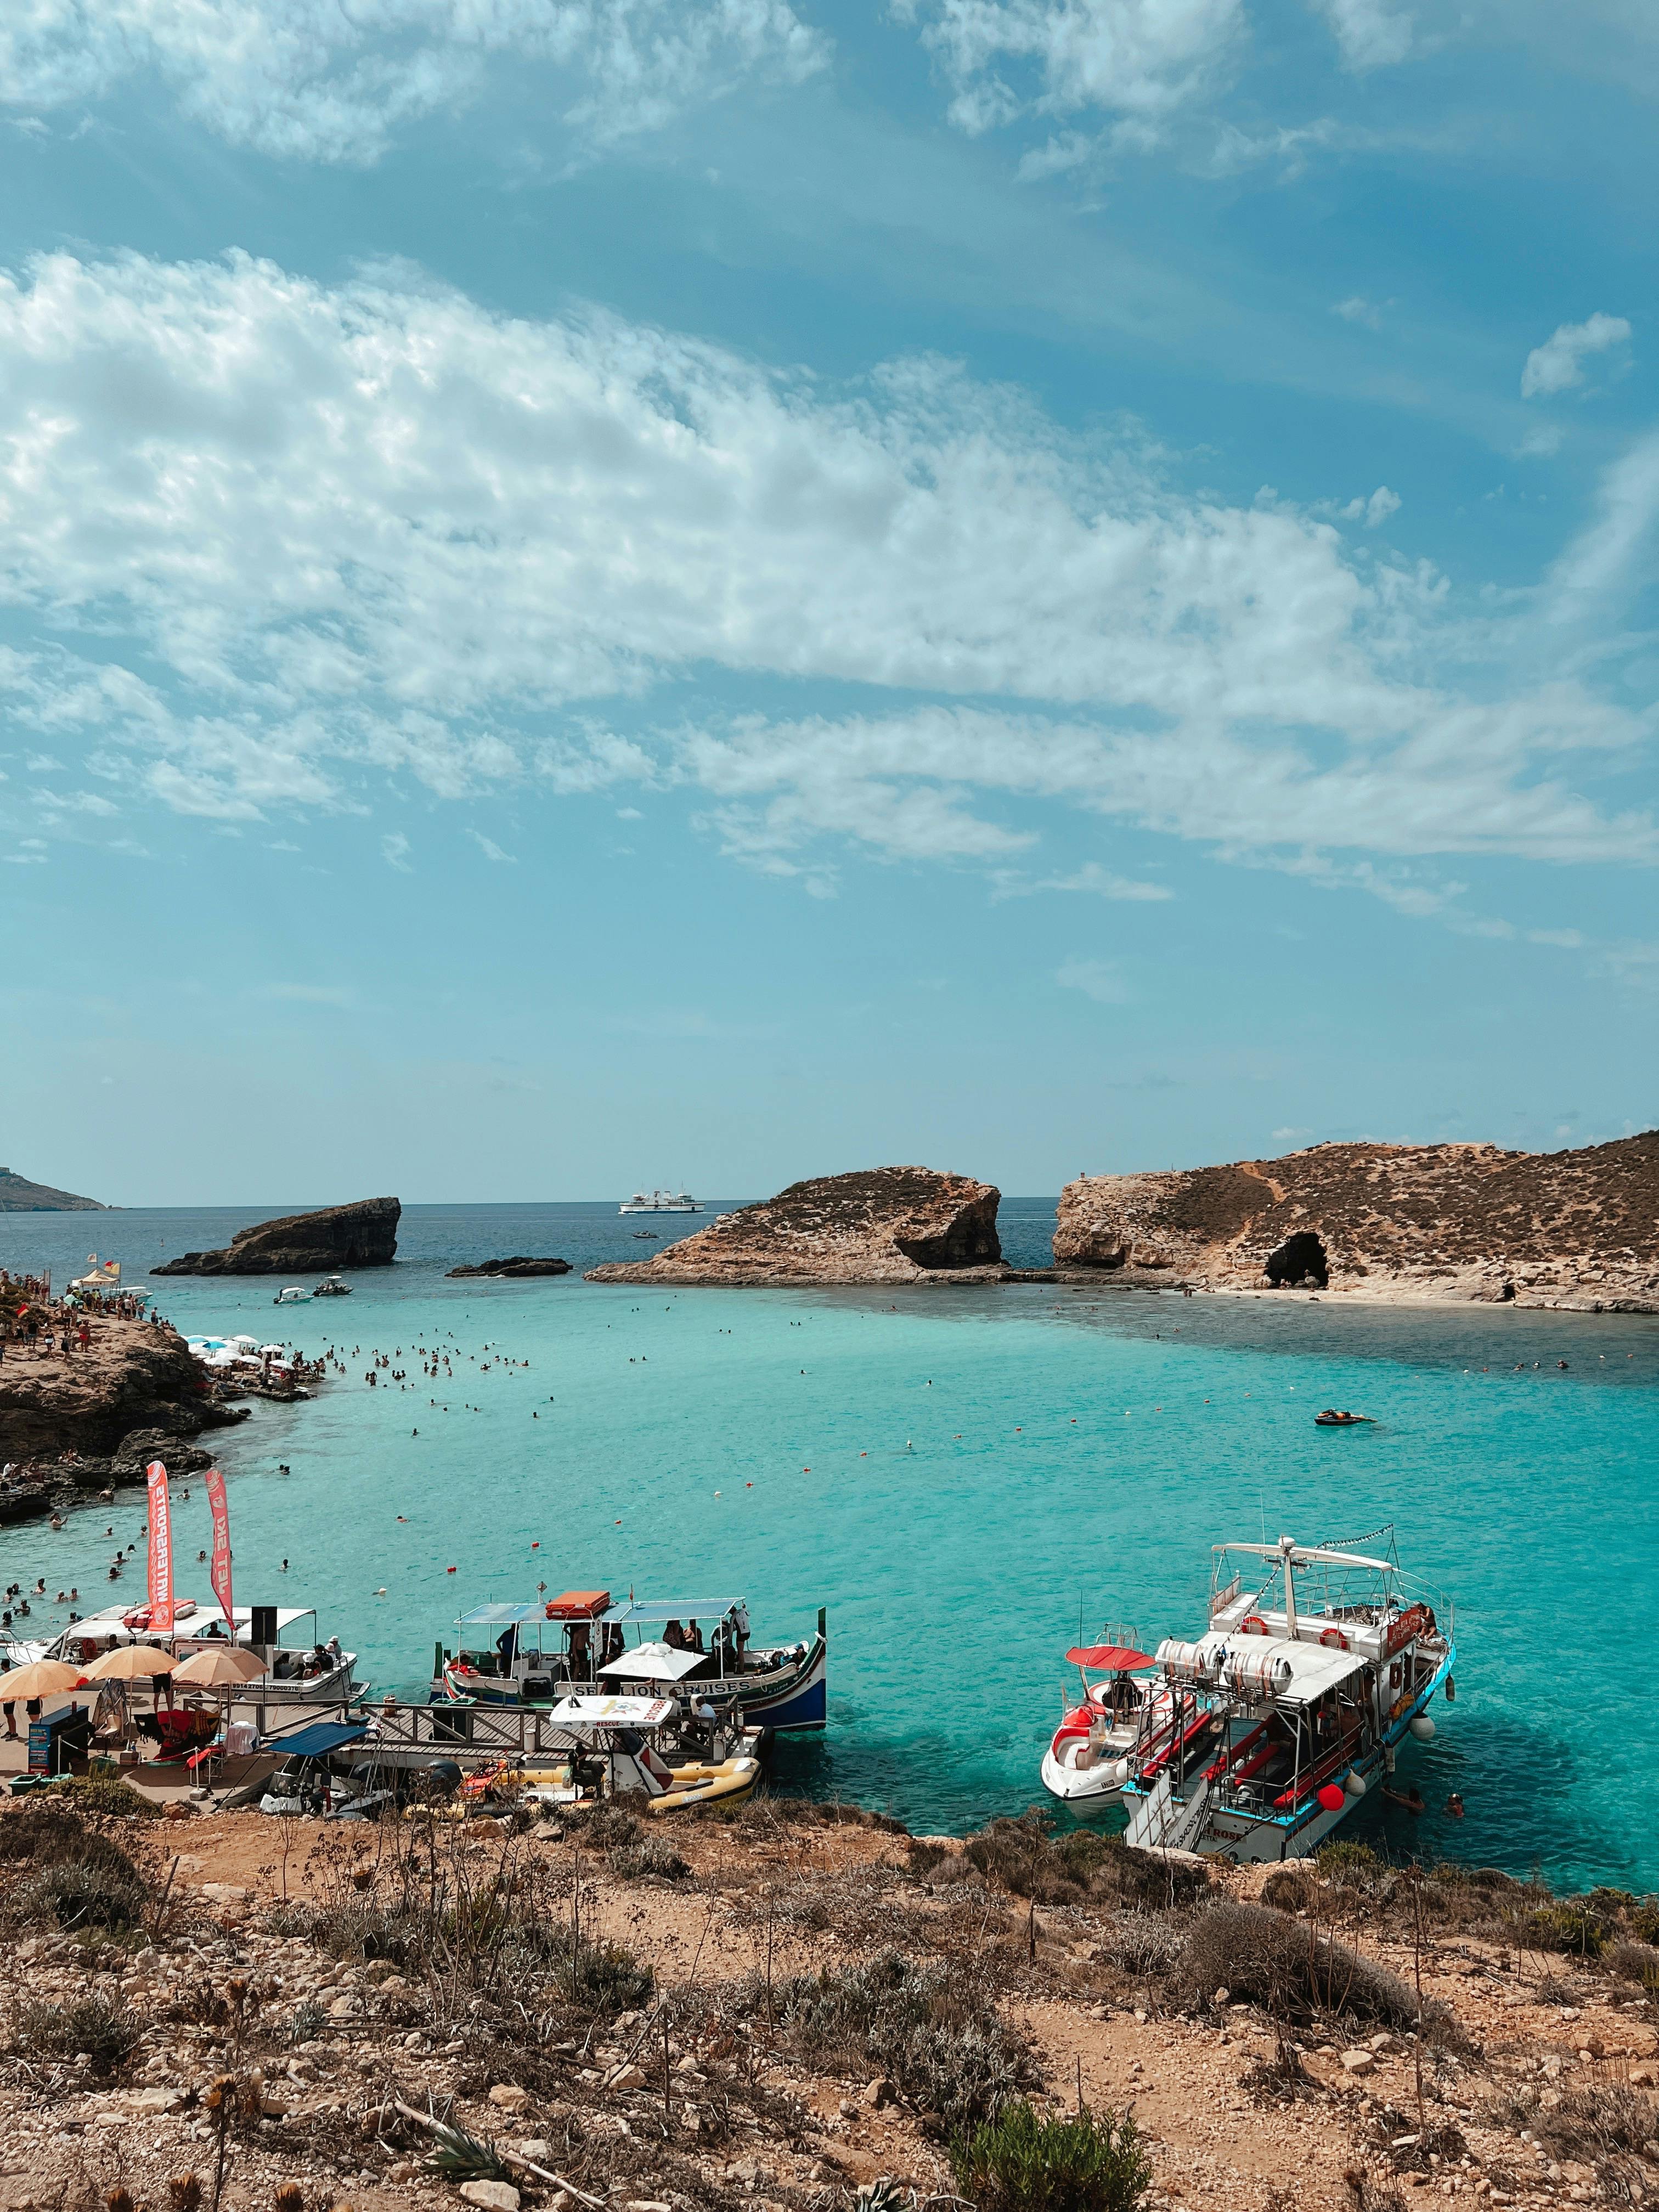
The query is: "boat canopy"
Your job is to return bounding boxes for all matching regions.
[613,1598,738,1622]
[1171,1628,1370,1705]
[550,1694,676,1731]
[1066,1643,1153,1671]
[55,1601,322,1646]
[456,1601,547,1628]
[598,1640,708,1683]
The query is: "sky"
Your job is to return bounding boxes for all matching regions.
[0,0,1656,1206]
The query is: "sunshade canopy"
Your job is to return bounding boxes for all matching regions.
[456,1601,544,1628]
[1066,1643,1153,1671]
[172,1646,268,1686]
[0,1659,85,1700]
[598,1641,707,1683]
[270,1720,369,1759]
[613,1598,736,1623]
[82,1643,178,1680]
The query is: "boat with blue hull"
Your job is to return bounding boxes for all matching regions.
[433,1590,828,1733]
[1120,1530,1454,1862]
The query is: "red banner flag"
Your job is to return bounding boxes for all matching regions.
[205,1468,234,1638]
[145,1461,174,1634]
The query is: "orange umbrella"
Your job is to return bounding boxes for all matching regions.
[172,1646,267,1687]
[0,1659,84,1701]
[80,1644,179,1681]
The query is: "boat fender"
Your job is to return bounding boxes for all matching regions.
[1112,1758,1132,1786]
[1409,1714,1435,1741]
[1389,1659,1402,1689]
[1319,1627,1349,1651]
[1239,1614,1269,1637]
[1344,1769,1366,1797]
[1444,1675,1455,1702]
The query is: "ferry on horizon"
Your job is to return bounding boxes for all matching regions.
[619,1189,698,1214]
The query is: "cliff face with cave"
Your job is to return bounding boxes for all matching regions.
[1052,1134,1659,1309]
[587,1168,1007,1285]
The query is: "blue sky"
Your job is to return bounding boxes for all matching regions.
[1,0,1655,1204]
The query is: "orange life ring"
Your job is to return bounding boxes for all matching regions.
[1240,1615,1269,1637]
[1319,1627,1350,1651]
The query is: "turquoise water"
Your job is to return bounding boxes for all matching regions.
[4,1203,1657,1892]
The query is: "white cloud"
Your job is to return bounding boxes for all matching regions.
[1057,955,1131,1002]
[1023,860,1173,899]
[381,831,413,871]
[1546,430,1659,616]
[467,829,516,862]
[1521,313,1633,399]
[0,0,825,165]
[1332,295,1389,330]
[0,249,1649,903]
[897,0,1244,139]
[1315,0,1414,70]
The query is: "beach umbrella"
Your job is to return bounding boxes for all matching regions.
[0,1659,84,1701]
[172,1646,267,1687]
[80,1644,179,1681]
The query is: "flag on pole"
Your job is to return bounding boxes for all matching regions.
[145,1462,175,1633]
[206,1469,234,1639]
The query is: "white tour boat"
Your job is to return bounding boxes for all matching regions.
[434,1588,828,1731]
[44,1599,360,1708]
[618,1190,698,1214]
[1120,1530,1455,1862]
[1040,1634,1171,1807]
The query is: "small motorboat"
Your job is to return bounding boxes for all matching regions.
[273,1286,309,1304]
[632,1231,658,1239]
[1314,1409,1373,1427]
[314,1276,351,1297]
[1041,1635,1169,1807]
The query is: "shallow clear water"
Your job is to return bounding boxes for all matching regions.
[4,1201,1656,1891]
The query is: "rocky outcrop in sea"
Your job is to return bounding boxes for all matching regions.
[445,1256,572,1278]
[1053,1132,1659,1309]
[154,1195,400,1276]
[587,1167,1008,1285]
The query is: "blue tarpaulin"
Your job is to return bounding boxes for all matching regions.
[270,1721,369,1759]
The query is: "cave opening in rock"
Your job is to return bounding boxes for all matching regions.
[1265,1230,1329,1289]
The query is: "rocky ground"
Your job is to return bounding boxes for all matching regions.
[2,1789,1655,2212]
[1052,1136,1659,1311]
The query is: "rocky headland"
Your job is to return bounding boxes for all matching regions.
[154,1195,400,1276]
[0,1317,246,1520]
[587,1167,1011,1285]
[446,1256,572,1278]
[1053,1131,1659,1310]
[0,1166,105,1211]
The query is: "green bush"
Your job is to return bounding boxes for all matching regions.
[951,2100,1151,2212]
[555,1936,653,2014]
[1628,1899,1659,1946]
[43,1776,161,1821]
[1524,1902,1609,1957]
[1314,1841,1386,1890]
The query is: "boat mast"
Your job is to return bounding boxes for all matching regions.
[1278,1534,1300,1642]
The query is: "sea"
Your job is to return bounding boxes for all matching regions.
[3,1199,1655,1894]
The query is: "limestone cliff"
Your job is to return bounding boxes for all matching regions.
[0,1317,243,1461]
[587,1167,1005,1285]
[1052,1133,1659,1309]
[154,1197,399,1276]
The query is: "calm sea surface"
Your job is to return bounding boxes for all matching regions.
[3,1200,1656,1892]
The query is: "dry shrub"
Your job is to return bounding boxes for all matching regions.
[562,1802,640,1848]
[42,1776,161,1821]
[768,1949,1034,2131]
[959,1815,1205,1911]
[1261,1869,1314,1915]
[12,1991,142,2074]
[608,1838,689,1883]
[1174,1904,1434,2033]
[1607,1939,1659,1986]
[0,1805,145,1885]
[21,1859,146,1932]
[1531,2084,1659,2198]
[1097,1912,1183,1978]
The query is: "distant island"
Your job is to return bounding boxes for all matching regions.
[0,1166,106,1211]
[154,1195,400,1274]
[447,1255,572,1278]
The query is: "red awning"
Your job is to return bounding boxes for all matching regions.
[1066,1643,1154,1671]
[545,1590,612,1620]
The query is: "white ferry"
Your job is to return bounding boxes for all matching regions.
[619,1189,698,1214]
[1120,1530,1455,1861]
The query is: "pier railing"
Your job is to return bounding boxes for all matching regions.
[250,1696,584,1767]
